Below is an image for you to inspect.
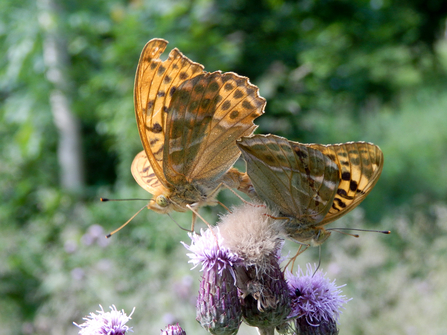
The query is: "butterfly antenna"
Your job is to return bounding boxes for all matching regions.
[100,197,149,202]
[327,227,391,238]
[331,230,360,238]
[106,204,147,238]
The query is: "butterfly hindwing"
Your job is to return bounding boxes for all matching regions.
[237,135,298,217]
[237,135,340,224]
[131,150,168,195]
[164,72,266,187]
[239,135,383,228]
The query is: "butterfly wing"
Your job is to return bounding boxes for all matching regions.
[163,72,265,188]
[237,134,340,224]
[133,38,205,189]
[304,142,384,225]
[131,150,169,195]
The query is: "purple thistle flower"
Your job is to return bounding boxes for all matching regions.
[182,229,243,277]
[161,323,186,335]
[286,264,351,331]
[73,305,134,335]
[183,228,243,335]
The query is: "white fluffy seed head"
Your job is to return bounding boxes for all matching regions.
[216,202,284,271]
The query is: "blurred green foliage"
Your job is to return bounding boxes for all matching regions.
[1,0,447,334]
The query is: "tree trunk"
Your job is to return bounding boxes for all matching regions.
[38,0,85,193]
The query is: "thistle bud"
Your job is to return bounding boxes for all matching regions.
[161,323,187,335]
[183,229,243,335]
[217,203,291,329]
[238,259,291,329]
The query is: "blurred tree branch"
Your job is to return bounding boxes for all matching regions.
[37,0,85,193]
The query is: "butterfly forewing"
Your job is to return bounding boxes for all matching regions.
[237,135,298,217]
[288,141,341,223]
[305,142,384,225]
[131,38,266,213]
[133,38,205,188]
[164,72,266,186]
[237,135,340,224]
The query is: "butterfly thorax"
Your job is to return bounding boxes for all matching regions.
[173,181,220,206]
[147,181,220,214]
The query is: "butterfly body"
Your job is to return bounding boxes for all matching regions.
[132,39,265,215]
[237,134,383,246]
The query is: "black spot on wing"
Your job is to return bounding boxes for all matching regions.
[350,180,358,191]
[341,172,351,181]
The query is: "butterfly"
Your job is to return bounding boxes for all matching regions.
[237,134,384,246]
[131,38,265,218]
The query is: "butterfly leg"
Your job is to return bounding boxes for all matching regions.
[284,244,309,272]
[186,204,220,244]
[313,245,322,277]
[166,213,194,233]
[222,168,257,197]
[191,212,197,232]
[217,200,232,213]
[221,182,266,208]
[262,213,289,220]
[186,204,213,231]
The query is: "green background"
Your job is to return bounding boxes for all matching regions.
[2,0,447,334]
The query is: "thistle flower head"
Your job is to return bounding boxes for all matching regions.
[182,228,243,277]
[217,202,283,272]
[161,323,186,335]
[74,305,134,335]
[183,229,243,334]
[239,259,291,329]
[286,264,351,326]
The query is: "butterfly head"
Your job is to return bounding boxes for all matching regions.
[147,194,187,214]
[288,226,332,247]
[309,228,331,247]
[156,195,169,208]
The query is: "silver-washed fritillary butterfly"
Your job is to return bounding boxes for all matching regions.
[237,134,384,246]
[131,38,265,216]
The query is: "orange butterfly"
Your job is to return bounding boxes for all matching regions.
[237,134,384,246]
[131,38,265,219]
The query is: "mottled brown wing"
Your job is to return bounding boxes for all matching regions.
[163,72,265,187]
[304,142,384,225]
[131,150,168,195]
[237,134,340,224]
[133,38,205,188]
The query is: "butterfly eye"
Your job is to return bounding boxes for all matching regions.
[313,229,331,246]
[156,195,169,207]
